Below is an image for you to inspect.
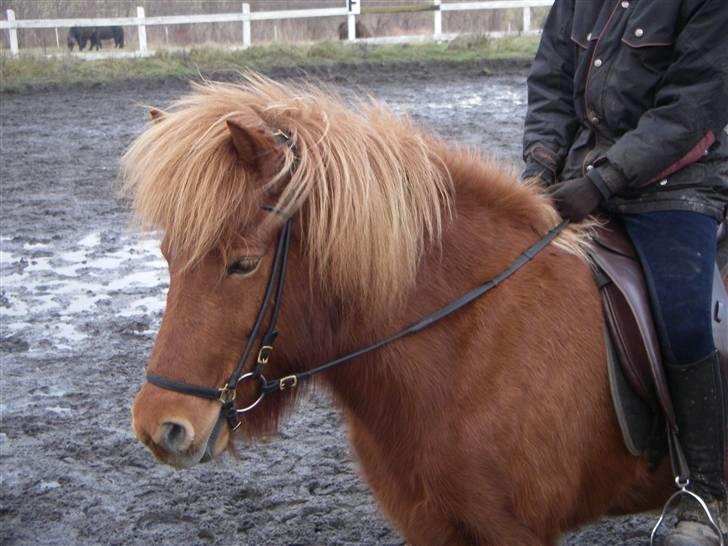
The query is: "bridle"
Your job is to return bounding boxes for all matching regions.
[146,208,293,431]
[145,208,568,431]
[144,127,568,432]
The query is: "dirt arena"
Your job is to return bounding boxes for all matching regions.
[1,63,663,545]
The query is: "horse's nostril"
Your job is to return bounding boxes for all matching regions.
[159,421,192,453]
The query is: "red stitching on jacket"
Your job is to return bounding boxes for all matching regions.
[621,37,673,48]
[570,35,588,48]
[643,131,716,186]
[589,0,622,41]
[583,0,624,130]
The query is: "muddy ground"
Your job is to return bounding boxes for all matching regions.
[1,63,663,545]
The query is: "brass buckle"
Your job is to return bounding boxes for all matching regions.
[279,375,298,391]
[257,345,273,365]
[217,385,236,404]
[272,129,290,142]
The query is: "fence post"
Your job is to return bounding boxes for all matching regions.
[137,6,147,53]
[6,9,18,56]
[433,0,442,37]
[242,3,251,48]
[347,0,359,41]
[523,6,531,33]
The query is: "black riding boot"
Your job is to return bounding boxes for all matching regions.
[663,351,727,546]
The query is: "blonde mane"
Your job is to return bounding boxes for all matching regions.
[121,74,587,314]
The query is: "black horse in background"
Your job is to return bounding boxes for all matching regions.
[67,26,124,51]
[67,27,94,51]
[337,21,371,40]
[94,26,124,49]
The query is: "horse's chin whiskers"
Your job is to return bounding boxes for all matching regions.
[163,439,216,469]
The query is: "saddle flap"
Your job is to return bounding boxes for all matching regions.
[601,282,655,403]
[590,221,677,428]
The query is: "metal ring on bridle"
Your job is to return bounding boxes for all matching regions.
[235,372,267,414]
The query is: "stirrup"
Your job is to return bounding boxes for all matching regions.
[650,476,726,546]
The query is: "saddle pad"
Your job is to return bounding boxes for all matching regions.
[605,325,656,456]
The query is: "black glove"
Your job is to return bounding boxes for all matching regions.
[547,176,604,222]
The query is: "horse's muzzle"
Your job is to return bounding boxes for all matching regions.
[131,383,227,468]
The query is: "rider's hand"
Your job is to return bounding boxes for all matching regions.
[547,176,604,222]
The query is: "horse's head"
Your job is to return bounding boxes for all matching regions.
[131,220,284,468]
[123,77,452,468]
[67,28,77,51]
[127,102,305,468]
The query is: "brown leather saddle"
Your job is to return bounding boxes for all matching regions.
[589,219,728,457]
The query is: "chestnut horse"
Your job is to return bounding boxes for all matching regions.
[123,75,680,545]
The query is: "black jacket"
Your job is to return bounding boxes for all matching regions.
[522,0,728,221]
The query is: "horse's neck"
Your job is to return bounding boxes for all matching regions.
[317,155,547,440]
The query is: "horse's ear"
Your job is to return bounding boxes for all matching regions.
[148,108,165,124]
[226,118,277,172]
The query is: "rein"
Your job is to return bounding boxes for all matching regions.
[145,213,569,431]
[264,219,570,394]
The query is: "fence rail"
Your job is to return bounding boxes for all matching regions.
[1,0,553,57]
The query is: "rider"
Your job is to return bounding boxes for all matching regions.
[521,1,728,544]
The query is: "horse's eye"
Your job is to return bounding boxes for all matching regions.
[227,257,261,276]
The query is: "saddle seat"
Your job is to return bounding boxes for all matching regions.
[588,218,728,457]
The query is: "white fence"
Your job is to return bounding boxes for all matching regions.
[1,0,554,58]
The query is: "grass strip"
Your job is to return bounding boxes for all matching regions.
[0,34,538,92]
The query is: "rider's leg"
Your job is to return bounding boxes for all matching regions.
[623,210,726,545]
